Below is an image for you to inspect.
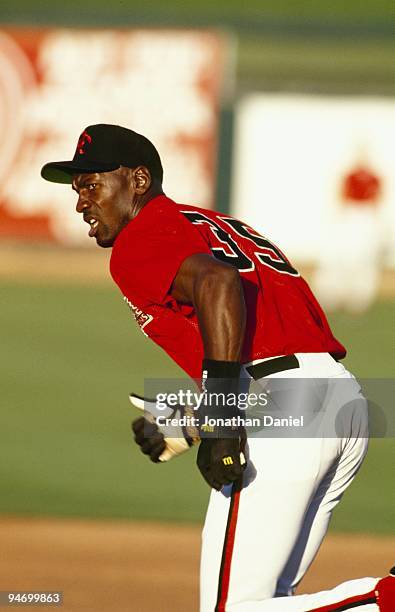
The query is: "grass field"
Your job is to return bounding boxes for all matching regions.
[1,280,394,533]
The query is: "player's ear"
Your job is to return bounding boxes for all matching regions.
[133,166,152,194]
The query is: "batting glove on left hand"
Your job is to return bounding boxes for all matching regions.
[130,393,199,463]
[132,416,167,463]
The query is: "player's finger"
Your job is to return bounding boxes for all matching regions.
[140,433,164,454]
[133,429,148,445]
[149,440,167,463]
[196,455,221,489]
[215,472,234,487]
[133,417,158,436]
[131,417,145,434]
[132,419,159,443]
[217,458,243,485]
[200,467,223,491]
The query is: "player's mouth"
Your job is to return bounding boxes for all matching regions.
[87,218,99,237]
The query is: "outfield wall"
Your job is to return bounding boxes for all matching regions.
[231,93,395,268]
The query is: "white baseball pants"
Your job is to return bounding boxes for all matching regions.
[200,353,369,611]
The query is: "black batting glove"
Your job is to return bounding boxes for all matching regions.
[197,359,247,489]
[132,417,166,463]
[197,438,245,490]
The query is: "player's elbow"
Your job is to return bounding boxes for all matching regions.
[221,264,242,292]
[196,260,243,301]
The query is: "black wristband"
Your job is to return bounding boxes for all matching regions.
[199,359,242,438]
[202,359,241,384]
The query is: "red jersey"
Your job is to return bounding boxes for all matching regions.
[110,195,345,379]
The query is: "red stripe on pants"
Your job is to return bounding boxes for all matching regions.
[306,588,376,611]
[215,485,241,612]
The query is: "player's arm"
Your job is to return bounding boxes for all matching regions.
[131,253,247,489]
[171,253,247,490]
[170,253,246,360]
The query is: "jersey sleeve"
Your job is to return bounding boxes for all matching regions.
[110,204,211,306]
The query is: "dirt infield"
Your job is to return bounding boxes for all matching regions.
[0,517,393,612]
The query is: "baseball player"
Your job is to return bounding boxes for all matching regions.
[41,124,394,611]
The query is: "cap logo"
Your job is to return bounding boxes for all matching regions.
[77,131,92,155]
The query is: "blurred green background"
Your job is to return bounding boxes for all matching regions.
[1,280,394,533]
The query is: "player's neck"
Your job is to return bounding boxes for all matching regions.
[132,185,165,218]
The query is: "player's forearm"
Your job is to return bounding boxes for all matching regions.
[194,267,247,486]
[193,265,246,362]
[171,253,246,362]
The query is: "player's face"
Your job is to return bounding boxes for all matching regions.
[72,168,136,248]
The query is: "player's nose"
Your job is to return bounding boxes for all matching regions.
[76,194,90,213]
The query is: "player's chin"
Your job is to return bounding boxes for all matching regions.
[95,230,115,248]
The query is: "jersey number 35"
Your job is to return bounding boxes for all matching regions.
[182,211,299,277]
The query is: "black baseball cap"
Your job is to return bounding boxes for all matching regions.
[41,123,163,184]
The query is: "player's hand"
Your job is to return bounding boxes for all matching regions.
[197,438,246,490]
[132,417,166,463]
[129,393,199,462]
